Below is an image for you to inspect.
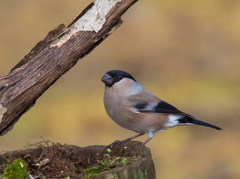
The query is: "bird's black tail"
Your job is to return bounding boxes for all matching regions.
[179,116,222,130]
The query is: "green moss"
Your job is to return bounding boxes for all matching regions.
[81,148,130,179]
[82,161,107,179]
[121,158,128,166]
[1,158,29,179]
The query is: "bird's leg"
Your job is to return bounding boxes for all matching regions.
[142,131,155,146]
[112,132,144,145]
[124,132,145,142]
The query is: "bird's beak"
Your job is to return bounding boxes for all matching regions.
[101,73,113,85]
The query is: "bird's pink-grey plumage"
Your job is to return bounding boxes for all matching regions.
[101,70,222,145]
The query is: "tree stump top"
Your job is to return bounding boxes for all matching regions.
[0,141,156,178]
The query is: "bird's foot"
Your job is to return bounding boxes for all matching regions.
[110,139,130,147]
[110,133,145,147]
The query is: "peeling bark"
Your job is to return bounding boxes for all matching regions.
[0,104,7,124]
[0,0,138,135]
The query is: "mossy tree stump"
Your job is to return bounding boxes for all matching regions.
[0,141,156,178]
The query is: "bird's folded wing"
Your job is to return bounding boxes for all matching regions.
[128,90,186,115]
[134,101,185,114]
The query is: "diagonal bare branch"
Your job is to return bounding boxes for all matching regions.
[0,0,138,135]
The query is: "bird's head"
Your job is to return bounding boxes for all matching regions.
[101,70,136,88]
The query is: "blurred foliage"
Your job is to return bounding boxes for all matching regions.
[0,0,240,178]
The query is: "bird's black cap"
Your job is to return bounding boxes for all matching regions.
[101,70,136,87]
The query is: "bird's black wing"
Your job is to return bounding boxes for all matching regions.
[135,101,185,114]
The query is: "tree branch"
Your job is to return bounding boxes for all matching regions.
[0,0,138,135]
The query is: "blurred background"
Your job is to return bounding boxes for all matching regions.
[0,0,239,178]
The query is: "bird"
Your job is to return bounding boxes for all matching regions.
[101,70,222,145]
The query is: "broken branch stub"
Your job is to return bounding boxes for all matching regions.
[0,0,138,135]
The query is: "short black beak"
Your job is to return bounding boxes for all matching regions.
[101,73,113,85]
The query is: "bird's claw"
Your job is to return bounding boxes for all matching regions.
[110,139,130,147]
